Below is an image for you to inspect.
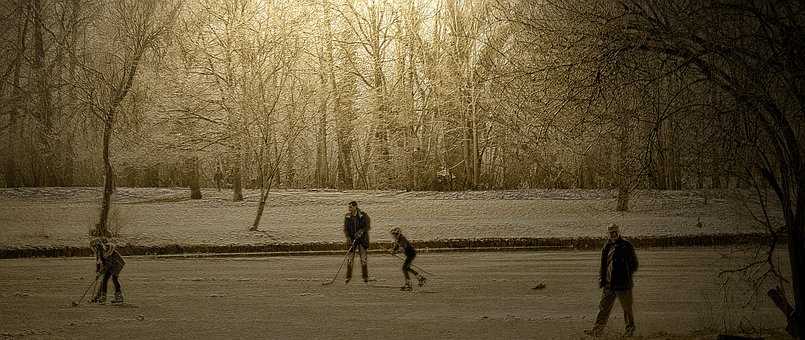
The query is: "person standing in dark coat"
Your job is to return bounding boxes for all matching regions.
[343,201,371,283]
[90,237,126,304]
[585,223,638,337]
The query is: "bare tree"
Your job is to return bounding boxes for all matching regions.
[73,0,179,237]
[614,1,803,333]
[188,0,260,202]
[0,0,28,188]
[243,1,311,231]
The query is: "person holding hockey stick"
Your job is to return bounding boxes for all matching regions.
[90,236,126,304]
[343,201,371,283]
[389,227,426,291]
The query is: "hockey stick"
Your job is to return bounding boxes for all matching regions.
[388,252,435,276]
[322,239,358,285]
[71,272,101,307]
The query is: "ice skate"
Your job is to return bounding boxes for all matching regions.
[623,328,635,337]
[92,293,106,304]
[417,275,427,287]
[400,280,413,291]
[111,291,124,304]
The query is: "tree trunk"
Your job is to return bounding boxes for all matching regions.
[368,4,391,189]
[711,146,722,188]
[337,133,353,189]
[788,189,805,337]
[462,117,473,190]
[61,139,75,186]
[616,181,630,211]
[315,51,326,188]
[335,36,355,190]
[315,42,329,188]
[669,121,682,190]
[372,87,390,188]
[4,110,18,188]
[286,145,295,188]
[616,110,631,212]
[315,100,328,188]
[655,126,668,190]
[250,180,272,231]
[4,1,28,188]
[31,0,57,186]
[189,156,202,199]
[232,161,243,201]
[96,119,114,237]
[471,85,480,190]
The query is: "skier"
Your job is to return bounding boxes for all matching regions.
[389,227,426,291]
[90,237,126,304]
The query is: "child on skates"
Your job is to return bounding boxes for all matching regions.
[389,227,426,291]
[90,236,126,304]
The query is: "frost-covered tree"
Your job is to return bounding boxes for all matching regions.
[72,0,179,237]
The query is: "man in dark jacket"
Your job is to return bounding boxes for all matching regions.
[585,223,638,337]
[343,201,371,283]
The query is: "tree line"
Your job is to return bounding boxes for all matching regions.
[0,0,745,198]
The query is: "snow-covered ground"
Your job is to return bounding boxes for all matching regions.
[0,249,789,339]
[0,187,774,249]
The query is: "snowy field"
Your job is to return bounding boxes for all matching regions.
[0,187,772,250]
[0,249,789,339]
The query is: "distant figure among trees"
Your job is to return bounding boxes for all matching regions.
[214,166,223,191]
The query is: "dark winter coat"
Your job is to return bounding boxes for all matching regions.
[392,234,416,258]
[598,238,638,290]
[343,209,371,248]
[92,239,126,275]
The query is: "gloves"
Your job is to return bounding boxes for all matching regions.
[355,230,364,239]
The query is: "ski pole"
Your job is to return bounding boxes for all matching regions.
[387,252,435,276]
[322,239,358,285]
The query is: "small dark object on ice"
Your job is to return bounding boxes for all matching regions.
[70,301,78,307]
[532,282,546,290]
